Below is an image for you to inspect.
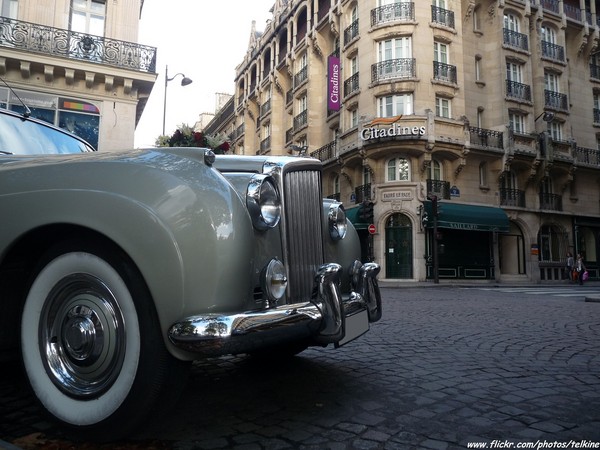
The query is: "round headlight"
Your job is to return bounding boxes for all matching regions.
[247,175,281,231]
[261,258,288,305]
[328,202,347,241]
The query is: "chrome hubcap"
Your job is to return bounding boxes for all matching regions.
[41,274,126,399]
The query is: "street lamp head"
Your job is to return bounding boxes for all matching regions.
[180,76,193,87]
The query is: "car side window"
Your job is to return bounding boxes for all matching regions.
[0,111,93,155]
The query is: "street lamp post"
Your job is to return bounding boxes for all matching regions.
[162,64,193,136]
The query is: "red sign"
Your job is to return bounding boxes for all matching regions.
[368,224,376,234]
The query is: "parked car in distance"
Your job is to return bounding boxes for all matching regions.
[0,107,382,441]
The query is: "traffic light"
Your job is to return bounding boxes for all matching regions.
[358,201,374,223]
[429,195,440,217]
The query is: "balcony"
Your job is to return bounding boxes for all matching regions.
[503,28,529,52]
[544,90,568,112]
[541,41,565,62]
[370,2,414,27]
[0,16,156,73]
[294,66,308,89]
[506,80,532,102]
[310,140,336,162]
[354,184,372,203]
[574,146,600,165]
[539,0,560,14]
[431,6,454,28]
[293,110,307,129]
[469,127,504,149]
[344,72,359,97]
[433,61,457,84]
[590,64,600,80]
[259,136,271,153]
[539,193,562,211]
[343,19,358,46]
[500,188,526,207]
[371,58,416,83]
[259,99,271,117]
[426,179,451,200]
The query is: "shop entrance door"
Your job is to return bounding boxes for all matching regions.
[385,213,413,278]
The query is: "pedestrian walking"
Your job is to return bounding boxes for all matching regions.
[565,251,574,282]
[575,253,586,285]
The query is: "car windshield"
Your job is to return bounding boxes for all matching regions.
[0,111,94,155]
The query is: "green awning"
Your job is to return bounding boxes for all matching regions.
[345,205,369,230]
[424,201,509,233]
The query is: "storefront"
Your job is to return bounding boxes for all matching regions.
[423,201,509,280]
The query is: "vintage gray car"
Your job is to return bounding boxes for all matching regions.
[0,107,381,440]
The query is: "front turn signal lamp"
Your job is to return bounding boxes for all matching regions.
[247,175,281,231]
[261,258,288,305]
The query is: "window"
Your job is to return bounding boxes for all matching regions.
[378,37,412,62]
[433,42,448,64]
[0,0,18,18]
[541,25,556,45]
[473,6,481,32]
[433,0,447,7]
[479,162,488,187]
[545,71,559,93]
[71,0,106,36]
[475,56,482,82]
[506,62,523,83]
[430,160,442,180]
[547,121,562,141]
[333,175,340,197]
[387,157,410,182]
[508,112,525,133]
[350,109,358,128]
[350,56,358,76]
[363,167,371,186]
[435,96,451,118]
[378,94,413,116]
[504,13,520,33]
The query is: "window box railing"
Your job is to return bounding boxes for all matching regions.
[354,184,372,203]
[293,110,308,129]
[370,2,414,26]
[294,66,308,88]
[539,193,562,211]
[500,188,526,207]
[594,108,600,124]
[539,0,560,14]
[503,28,529,51]
[259,99,271,117]
[0,16,156,72]
[469,127,504,149]
[426,179,451,200]
[285,127,293,144]
[506,80,532,102]
[541,41,565,62]
[343,19,359,45]
[431,6,454,28]
[433,61,457,84]
[371,58,416,83]
[260,136,271,152]
[344,72,359,97]
[544,90,568,111]
[590,63,600,80]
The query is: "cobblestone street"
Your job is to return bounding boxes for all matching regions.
[1,285,599,449]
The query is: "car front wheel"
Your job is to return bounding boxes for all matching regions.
[21,242,188,440]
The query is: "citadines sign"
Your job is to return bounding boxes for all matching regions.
[327,56,340,111]
[361,115,426,141]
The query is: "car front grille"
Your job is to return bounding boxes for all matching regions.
[283,169,325,303]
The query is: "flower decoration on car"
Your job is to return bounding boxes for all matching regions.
[157,124,231,154]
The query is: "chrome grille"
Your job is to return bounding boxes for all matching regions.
[283,169,324,302]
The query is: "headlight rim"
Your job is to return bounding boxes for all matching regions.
[328,202,347,241]
[246,175,281,231]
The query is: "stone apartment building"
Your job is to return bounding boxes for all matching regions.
[207,0,600,284]
[0,0,155,151]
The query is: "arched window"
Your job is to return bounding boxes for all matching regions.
[429,159,442,180]
[387,157,410,181]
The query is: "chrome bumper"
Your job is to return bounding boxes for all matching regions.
[168,262,381,357]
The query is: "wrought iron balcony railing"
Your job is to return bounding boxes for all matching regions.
[294,66,308,88]
[500,188,526,207]
[539,192,562,211]
[433,61,457,84]
[541,41,565,62]
[506,80,532,102]
[574,146,600,165]
[503,28,529,51]
[310,140,336,162]
[426,179,450,200]
[371,58,416,83]
[590,63,600,80]
[344,72,359,97]
[259,99,271,117]
[370,2,414,27]
[431,6,454,28]
[354,184,372,203]
[544,90,568,111]
[469,127,504,149]
[293,110,308,129]
[343,19,358,46]
[0,16,156,73]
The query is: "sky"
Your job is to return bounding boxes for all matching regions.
[134,1,275,148]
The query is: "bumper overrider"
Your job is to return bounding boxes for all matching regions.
[168,262,381,357]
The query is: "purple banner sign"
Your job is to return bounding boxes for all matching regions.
[328,55,340,111]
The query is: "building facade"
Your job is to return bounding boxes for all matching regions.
[0,0,156,151]
[210,0,600,283]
